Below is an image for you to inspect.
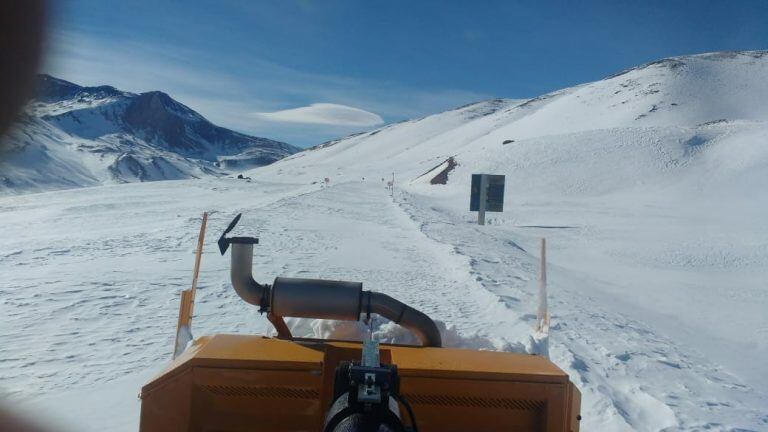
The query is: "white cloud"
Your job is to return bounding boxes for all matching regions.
[253,103,384,126]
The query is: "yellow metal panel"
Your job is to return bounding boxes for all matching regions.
[142,335,323,396]
[387,344,567,383]
[140,335,581,432]
[314,340,566,382]
[193,367,323,431]
[195,335,323,363]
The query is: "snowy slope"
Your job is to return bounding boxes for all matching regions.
[1,51,767,432]
[247,50,768,430]
[262,51,768,188]
[0,75,299,194]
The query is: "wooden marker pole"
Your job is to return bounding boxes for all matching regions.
[536,238,549,333]
[173,212,208,359]
[188,212,208,312]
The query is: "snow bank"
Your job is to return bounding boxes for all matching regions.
[276,316,526,353]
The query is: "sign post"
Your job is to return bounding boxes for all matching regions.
[478,174,488,225]
[470,174,505,226]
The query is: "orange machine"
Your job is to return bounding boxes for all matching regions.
[139,214,581,431]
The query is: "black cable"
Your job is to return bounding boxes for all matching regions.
[366,291,371,324]
[393,394,418,432]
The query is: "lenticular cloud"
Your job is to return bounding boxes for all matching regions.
[254,103,384,126]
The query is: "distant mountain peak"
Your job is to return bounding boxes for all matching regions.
[38,73,78,87]
[138,90,176,104]
[0,74,300,194]
[606,50,768,80]
[35,74,131,105]
[30,74,300,160]
[131,90,205,123]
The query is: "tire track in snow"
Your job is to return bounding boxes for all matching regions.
[392,189,768,432]
[250,181,521,344]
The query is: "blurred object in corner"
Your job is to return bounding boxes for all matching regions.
[0,405,50,432]
[0,5,52,432]
[0,0,46,150]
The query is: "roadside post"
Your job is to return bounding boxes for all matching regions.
[536,238,549,333]
[173,212,208,359]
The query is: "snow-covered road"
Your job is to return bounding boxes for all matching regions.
[2,178,767,431]
[0,179,520,430]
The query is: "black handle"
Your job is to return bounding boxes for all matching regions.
[218,213,255,255]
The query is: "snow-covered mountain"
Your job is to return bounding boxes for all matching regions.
[2,51,767,431]
[265,50,768,191]
[0,74,299,193]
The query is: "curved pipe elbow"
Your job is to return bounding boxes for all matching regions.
[366,291,442,348]
[230,243,268,310]
[230,268,263,307]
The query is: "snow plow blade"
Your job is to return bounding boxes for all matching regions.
[139,334,581,431]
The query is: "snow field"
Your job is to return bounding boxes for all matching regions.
[3,51,768,431]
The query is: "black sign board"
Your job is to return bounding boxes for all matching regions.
[470,174,505,212]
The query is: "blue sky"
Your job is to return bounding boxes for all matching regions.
[45,0,768,147]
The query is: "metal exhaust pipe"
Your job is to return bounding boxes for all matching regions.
[220,214,442,347]
[230,240,269,311]
[270,277,363,320]
[365,291,442,348]
[270,278,443,347]
[268,277,442,347]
